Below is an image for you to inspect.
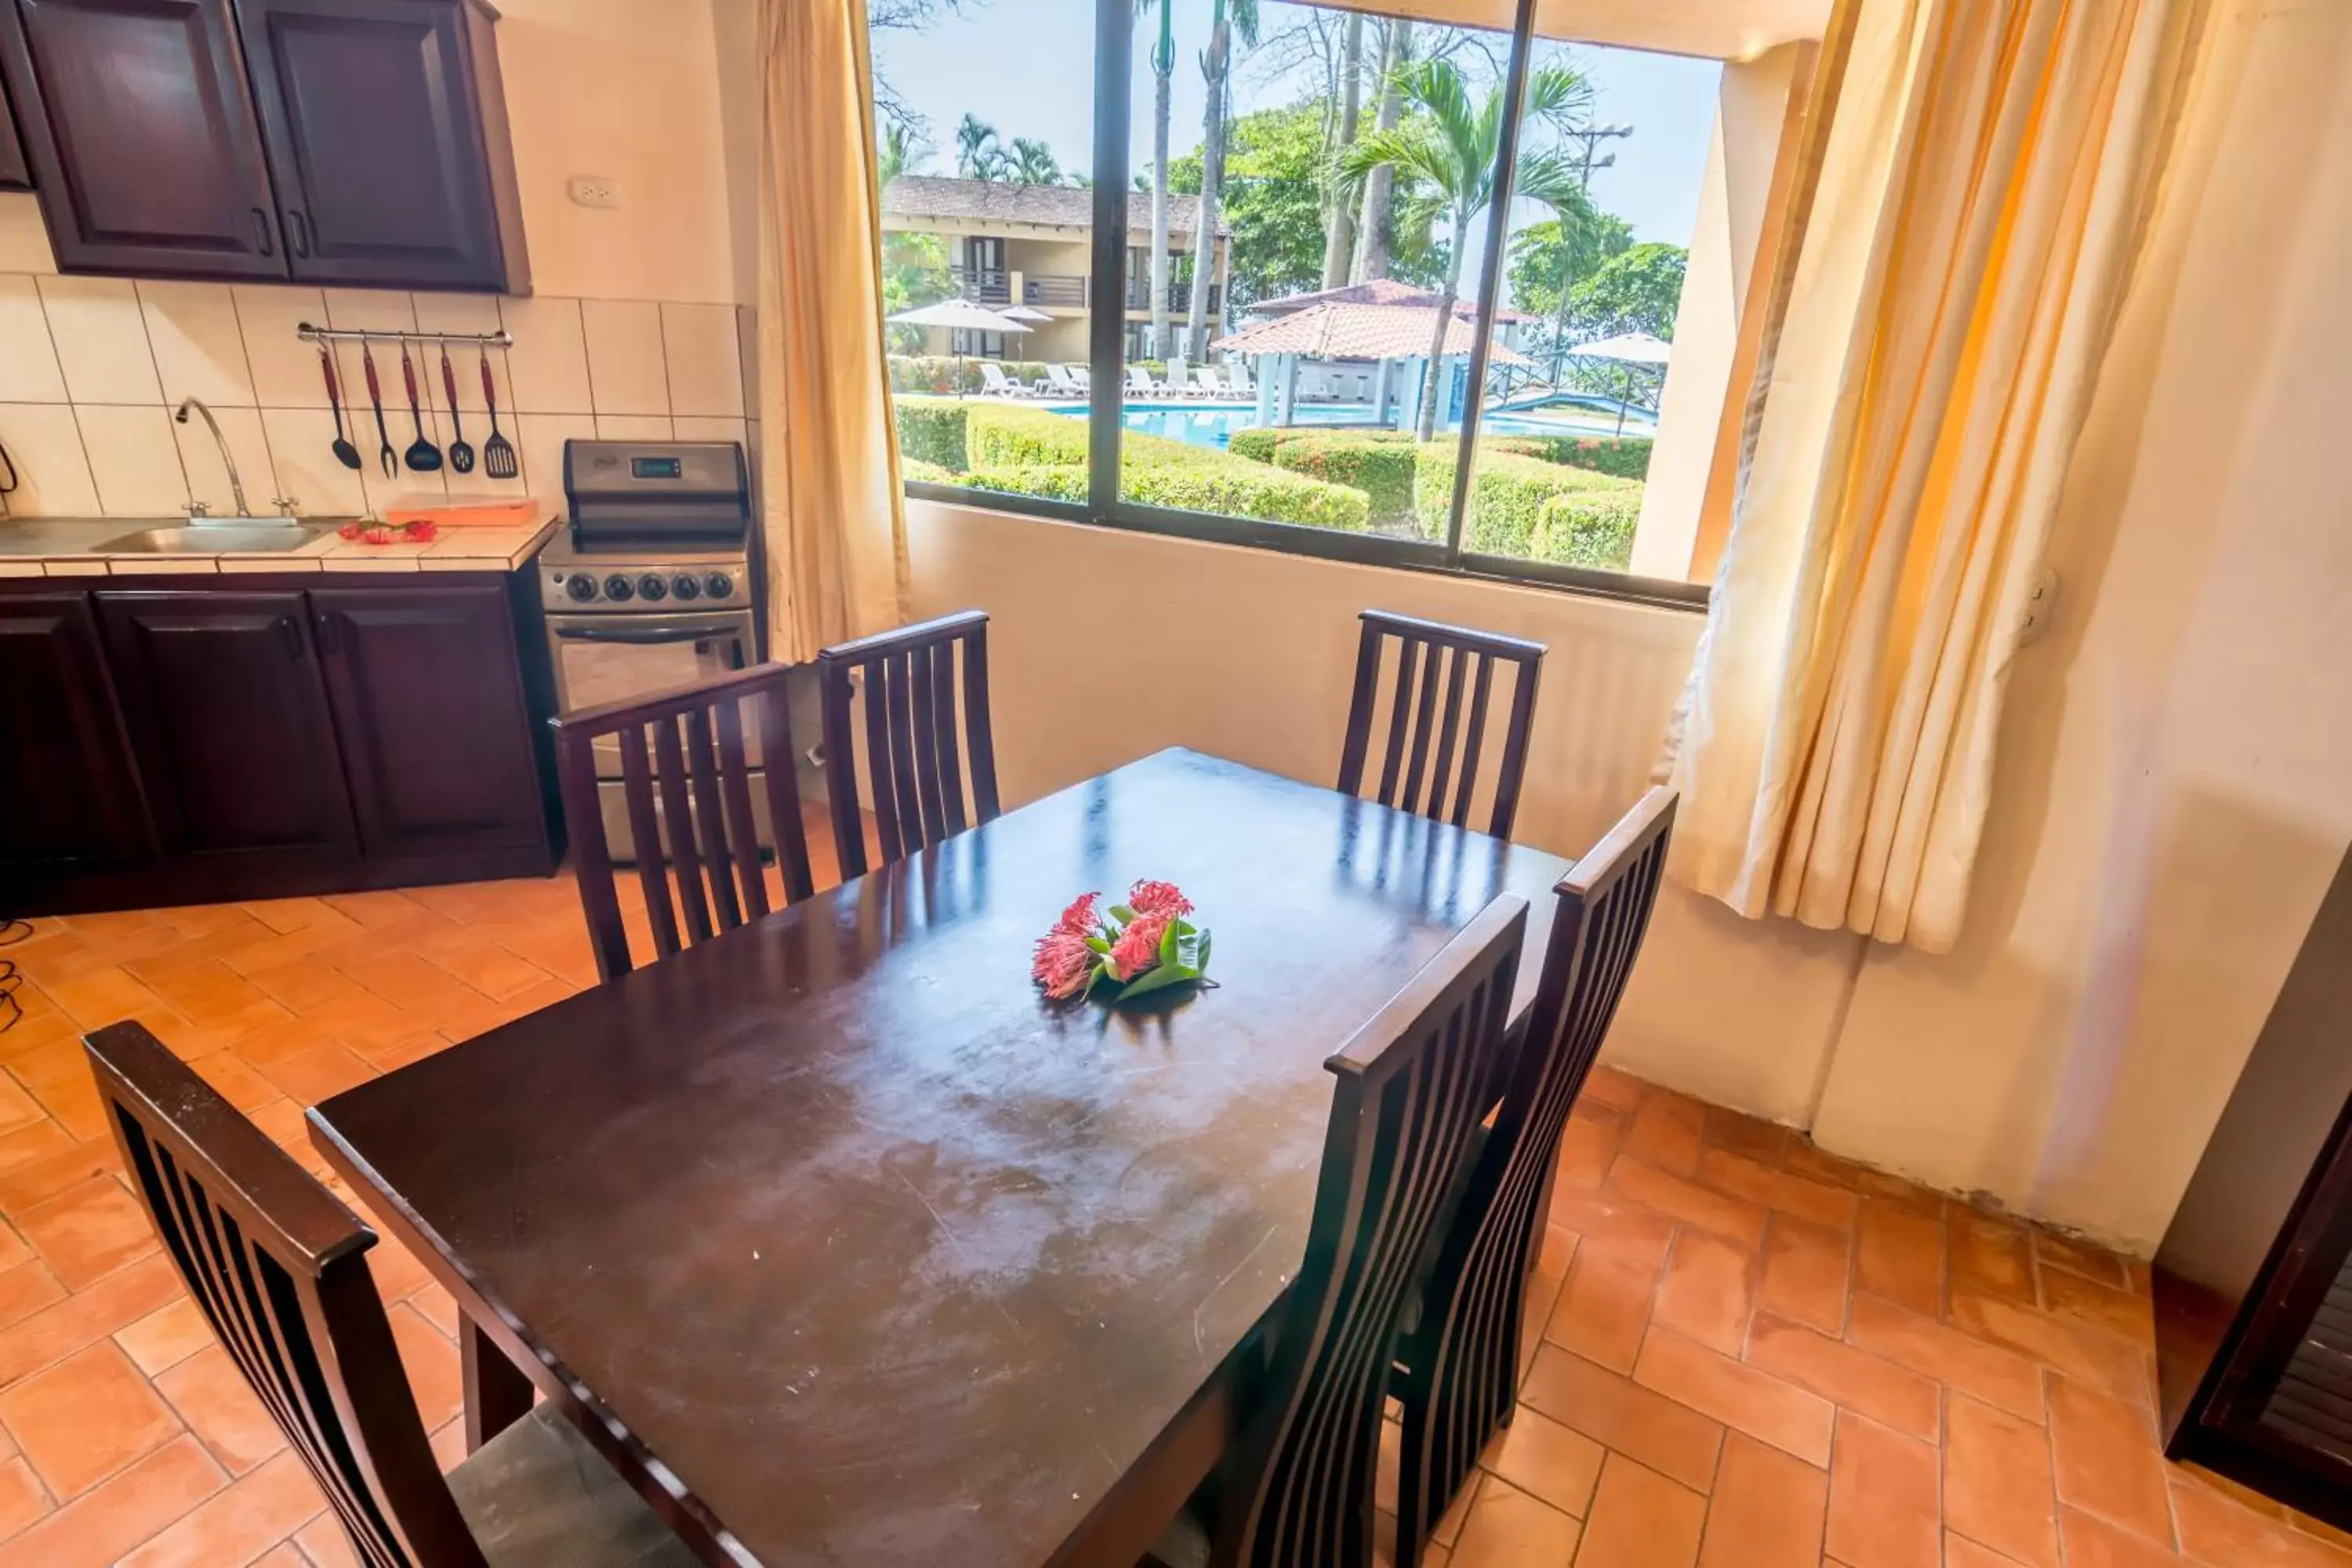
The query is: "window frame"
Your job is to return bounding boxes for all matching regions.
[895,0,1714,615]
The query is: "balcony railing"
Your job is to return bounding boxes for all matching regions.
[952,267,1011,304]
[1023,274,1088,308]
[1123,278,1220,315]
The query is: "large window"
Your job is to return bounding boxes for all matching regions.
[871,0,1744,605]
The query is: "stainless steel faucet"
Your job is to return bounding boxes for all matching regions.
[174,397,249,520]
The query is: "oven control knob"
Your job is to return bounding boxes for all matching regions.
[671,573,702,601]
[603,573,635,602]
[563,573,597,602]
[704,572,735,601]
[637,573,669,602]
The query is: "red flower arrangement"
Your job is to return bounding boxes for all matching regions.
[1033,879,1213,1004]
[336,520,439,546]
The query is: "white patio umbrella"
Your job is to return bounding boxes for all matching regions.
[889,298,1034,397]
[1000,303,1052,324]
[1566,332,1673,434]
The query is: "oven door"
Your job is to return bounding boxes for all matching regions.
[546,608,769,864]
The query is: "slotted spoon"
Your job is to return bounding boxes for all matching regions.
[441,347,475,474]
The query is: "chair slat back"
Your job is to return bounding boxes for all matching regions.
[85,1022,486,1568]
[1395,788,1675,1562]
[1337,611,1546,840]
[552,662,815,982]
[1214,897,1527,1568]
[816,610,999,877]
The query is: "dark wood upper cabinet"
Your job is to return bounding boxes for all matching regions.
[236,0,525,291]
[97,589,358,873]
[0,66,28,188]
[0,0,285,277]
[0,0,525,289]
[0,592,151,877]
[312,583,546,859]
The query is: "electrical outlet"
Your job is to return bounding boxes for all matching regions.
[2017,566,2060,645]
[567,176,620,209]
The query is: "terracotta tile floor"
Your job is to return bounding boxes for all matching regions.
[0,877,2347,1566]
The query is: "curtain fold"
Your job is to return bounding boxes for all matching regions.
[754,0,912,665]
[1665,0,2211,953]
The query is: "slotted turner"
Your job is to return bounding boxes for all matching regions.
[479,349,517,480]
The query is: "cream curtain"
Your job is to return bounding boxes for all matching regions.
[753,0,911,664]
[1666,0,2211,952]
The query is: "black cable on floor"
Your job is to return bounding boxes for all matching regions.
[0,918,27,1037]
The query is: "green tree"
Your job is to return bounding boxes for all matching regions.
[1504,192,1633,320]
[1341,60,1588,438]
[954,113,1007,180]
[1185,0,1261,361]
[1563,241,1687,339]
[1142,0,1178,358]
[1007,136,1062,185]
[1171,105,1326,310]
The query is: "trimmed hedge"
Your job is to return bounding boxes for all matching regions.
[1486,434,1653,481]
[895,397,970,472]
[1260,434,1419,529]
[1532,486,1643,570]
[887,356,1064,395]
[1225,427,1284,464]
[899,456,956,485]
[963,461,1369,530]
[1414,443,1642,557]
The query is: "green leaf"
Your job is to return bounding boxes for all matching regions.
[1085,959,1109,993]
[1158,919,1181,967]
[1119,962,1201,1000]
[1196,929,1212,974]
[1084,935,1112,954]
[1109,905,1138,924]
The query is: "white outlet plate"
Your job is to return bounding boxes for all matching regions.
[568,176,620,209]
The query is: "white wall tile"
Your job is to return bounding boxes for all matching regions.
[0,277,66,403]
[38,277,162,405]
[581,299,669,416]
[260,406,368,519]
[232,285,332,408]
[365,465,451,521]
[662,302,743,418]
[672,416,747,452]
[171,403,278,517]
[499,296,592,414]
[140,281,256,408]
[75,405,189,517]
[593,415,672,441]
[0,403,98,516]
[413,293,514,448]
[513,412,597,500]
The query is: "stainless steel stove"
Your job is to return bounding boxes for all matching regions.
[535,439,779,860]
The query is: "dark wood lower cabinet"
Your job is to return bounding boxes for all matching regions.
[2156,846,2352,1530]
[0,572,559,916]
[0,67,27,188]
[313,584,543,859]
[0,592,150,877]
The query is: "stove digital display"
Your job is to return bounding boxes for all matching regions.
[630,456,684,479]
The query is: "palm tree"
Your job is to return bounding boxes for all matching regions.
[878,122,924,187]
[1319,11,1365,290]
[1142,0,1175,358]
[1183,0,1258,363]
[1351,19,1410,281]
[1342,60,1585,439]
[954,114,1006,180]
[1007,137,1062,185]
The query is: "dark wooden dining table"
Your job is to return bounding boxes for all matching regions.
[307,747,1573,1568]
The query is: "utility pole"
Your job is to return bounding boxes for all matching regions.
[1550,122,1632,387]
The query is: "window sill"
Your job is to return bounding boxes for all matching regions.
[902,481,1712,615]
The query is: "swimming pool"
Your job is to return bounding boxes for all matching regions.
[1040,400,1656,449]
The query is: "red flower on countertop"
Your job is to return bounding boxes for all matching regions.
[1127,880,1193,918]
[1051,891,1102,938]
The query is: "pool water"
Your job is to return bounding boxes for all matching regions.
[1040,400,1655,449]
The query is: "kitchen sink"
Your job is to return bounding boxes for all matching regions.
[95,521,335,554]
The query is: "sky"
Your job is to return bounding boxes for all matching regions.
[873,0,1723,303]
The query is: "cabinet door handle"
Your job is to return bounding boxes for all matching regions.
[286,210,312,259]
[251,208,275,258]
[278,615,303,659]
[313,612,337,654]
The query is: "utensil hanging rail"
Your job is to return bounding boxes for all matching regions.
[296,321,514,349]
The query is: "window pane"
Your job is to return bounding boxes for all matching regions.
[870,0,1094,503]
[1116,2,1517,538]
[1458,34,1720,575]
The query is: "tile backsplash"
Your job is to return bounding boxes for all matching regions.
[0,275,754,522]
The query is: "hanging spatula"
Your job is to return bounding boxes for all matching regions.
[479,349,518,480]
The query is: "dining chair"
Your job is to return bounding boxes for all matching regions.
[1391,787,1676,1566]
[83,1021,701,1568]
[551,662,815,982]
[1155,894,1528,1568]
[816,608,1000,877]
[1337,610,1548,840]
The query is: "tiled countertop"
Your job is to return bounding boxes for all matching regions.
[0,517,560,577]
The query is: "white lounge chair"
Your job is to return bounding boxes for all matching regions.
[1168,360,1217,400]
[1225,358,1255,397]
[1191,368,1230,399]
[978,361,1033,399]
[1128,365,1167,397]
[1070,365,1092,393]
[1043,363,1083,396]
